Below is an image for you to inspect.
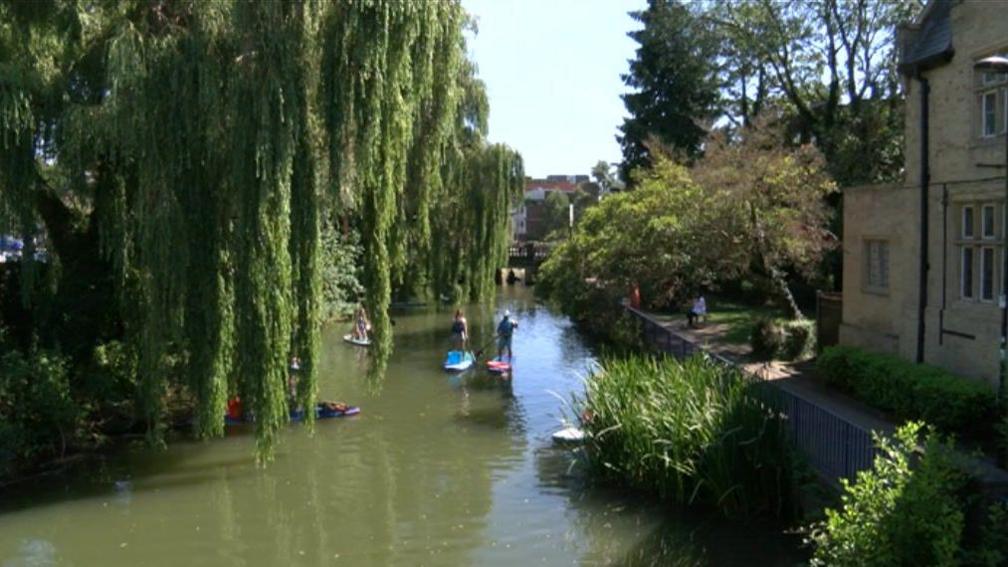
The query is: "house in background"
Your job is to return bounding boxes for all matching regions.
[511,175,590,241]
[840,0,1008,387]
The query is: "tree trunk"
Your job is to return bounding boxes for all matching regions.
[769,264,803,320]
[749,201,804,320]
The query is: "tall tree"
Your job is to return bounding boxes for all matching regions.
[617,0,721,182]
[706,0,922,185]
[590,160,623,197]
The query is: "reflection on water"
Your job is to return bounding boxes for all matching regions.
[0,287,802,566]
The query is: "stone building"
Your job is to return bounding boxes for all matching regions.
[840,0,1008,387]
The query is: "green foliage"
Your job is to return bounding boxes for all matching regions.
[540,126,835,325]
[807,423,967,567]
[0,1,521,461]
[619,0,720,179]
[540,191,570,239]
[967,502,1008,567]
[582,354,800,520]
[750,317,815,361]
[691,121,837,319]
[590,160,623,196]
[0,349,79,470]
[82,340,138,412]
[709,0,918,186]
[320,222,363,322]
[538,157,712,319]
[817,347,998,440]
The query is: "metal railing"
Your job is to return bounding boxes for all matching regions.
[627,306,878,484]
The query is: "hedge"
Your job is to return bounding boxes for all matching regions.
[750,317,816,361]
[817,346,997,440]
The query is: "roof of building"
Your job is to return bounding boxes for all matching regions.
[898,0,954,75]
[525,180,577,193]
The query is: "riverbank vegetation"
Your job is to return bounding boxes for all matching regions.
[808,422,1008,566]
[580,355,802,520]
[538,121,836,342]
[0,1,522,475]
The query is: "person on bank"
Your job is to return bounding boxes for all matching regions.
[687,294,707,328]
[352,304,371,341]
[496,310,518,361]
[451,309,469,350]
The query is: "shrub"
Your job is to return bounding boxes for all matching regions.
[808,422,968,566]
[969,502,1008,567]
[750,317,816,361]
[320,222,363,322]
[582,354,800,520]
[0,349,80,469]
[81,341,138,407]
[816,346,997,440]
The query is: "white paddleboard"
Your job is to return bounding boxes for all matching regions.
[343,334,371,347]
[551,426,586,444]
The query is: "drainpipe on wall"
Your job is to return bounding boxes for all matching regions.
[916,73,930,364]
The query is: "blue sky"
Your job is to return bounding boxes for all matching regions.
[462,0,647,178]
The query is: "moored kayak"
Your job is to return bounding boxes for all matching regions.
[443,350,475,372]
[225,403,360,425]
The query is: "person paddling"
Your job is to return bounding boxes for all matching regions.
[352,304,371,341]
[496,310,518,361]
[451,309,469,350]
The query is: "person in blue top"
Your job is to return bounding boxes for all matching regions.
[496,310,518,361]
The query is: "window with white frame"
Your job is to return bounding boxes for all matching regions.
[962,246,975,299]
[963,205,975,238]
[978,53,1008,138]
[982,246,996,301]
[983,204,997,238]
[959,202,1005,303]
[864,239,889,292]
[982,91,1000,137]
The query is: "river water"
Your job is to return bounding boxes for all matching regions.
[0,288,802,566]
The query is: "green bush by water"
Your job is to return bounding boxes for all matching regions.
[0,349,80,472]
[581,354,801,520]
[817,346,997,440]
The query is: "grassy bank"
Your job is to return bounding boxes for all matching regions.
[580,354,802,520]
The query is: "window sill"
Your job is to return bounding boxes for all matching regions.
[971,135,1006,150]
[861,287,890,297]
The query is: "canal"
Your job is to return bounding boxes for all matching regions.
[0,288,802,566]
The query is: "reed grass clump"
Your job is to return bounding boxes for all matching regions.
[582,354,800,520]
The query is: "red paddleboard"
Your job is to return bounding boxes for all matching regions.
[487,360,511,374]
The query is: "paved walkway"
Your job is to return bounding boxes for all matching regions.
[642,310,896,434]
[637,307,1008,490]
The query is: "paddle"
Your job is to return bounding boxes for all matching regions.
[472,336,498,361]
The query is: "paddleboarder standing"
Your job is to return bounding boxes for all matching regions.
[352,304,371,341]
[451,309,469,350]
[496,310,518,361]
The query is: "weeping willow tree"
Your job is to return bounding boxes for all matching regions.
[0,0,521,459]
[426,60,524,303]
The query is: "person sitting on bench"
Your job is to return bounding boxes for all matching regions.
[687,295,707,328]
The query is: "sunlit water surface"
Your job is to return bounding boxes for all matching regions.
[0,288,802,566]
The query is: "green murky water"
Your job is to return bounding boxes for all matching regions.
[0,288,802,566]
